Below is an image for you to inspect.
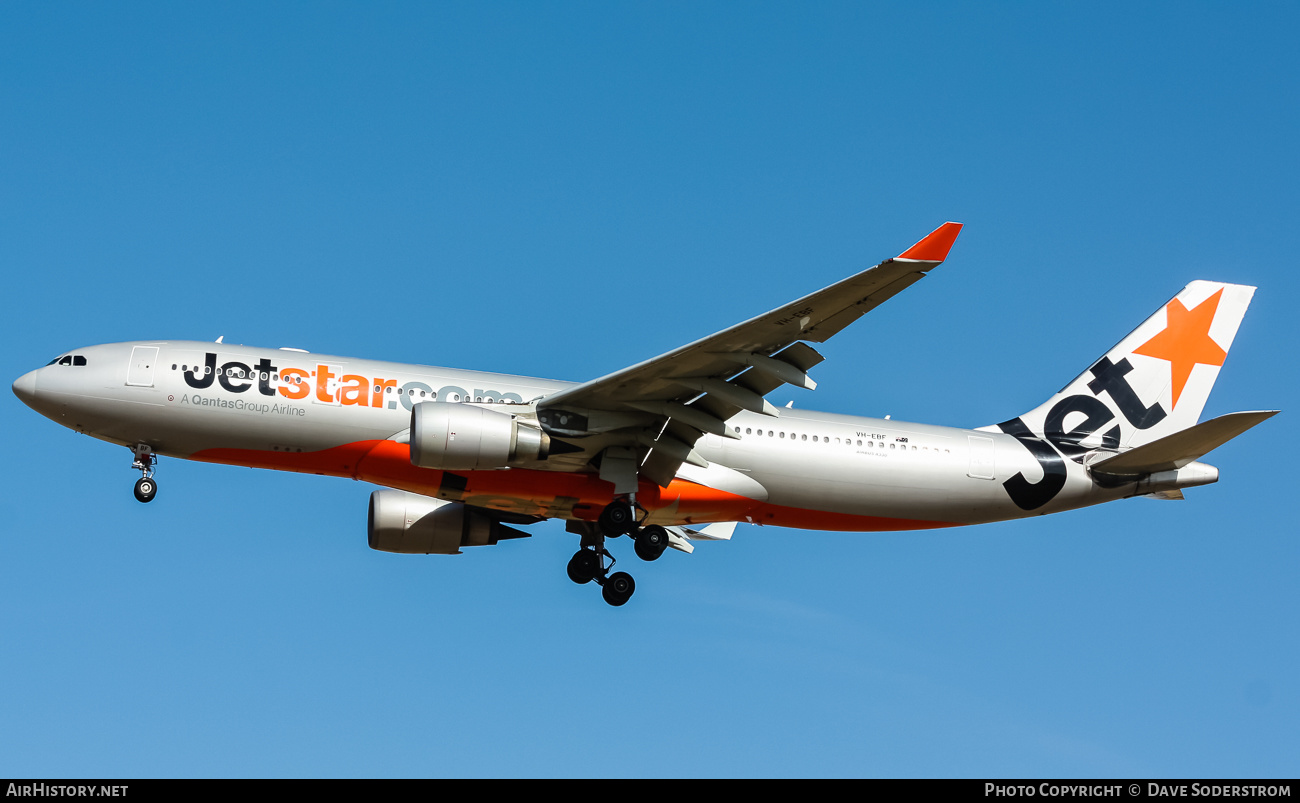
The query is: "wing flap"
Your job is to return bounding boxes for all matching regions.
[662,521,741,554]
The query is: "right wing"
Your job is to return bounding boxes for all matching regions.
[534,222,964,488]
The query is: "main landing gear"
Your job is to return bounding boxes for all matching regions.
[597,499,668,561]
[567,498,671,606]
[566,546,636,606]
[131,444,157,503]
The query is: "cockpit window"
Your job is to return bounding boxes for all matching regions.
[59,356,73,366]
[47,357,60,366]
[50,355,87,366]
[73,356,86,366]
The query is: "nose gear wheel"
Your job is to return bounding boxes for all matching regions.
[133,477,157,503]
[131,444,158,503]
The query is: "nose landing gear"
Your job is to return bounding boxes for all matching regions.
[131,444,157,503]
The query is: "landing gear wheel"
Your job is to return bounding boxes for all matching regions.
[634,525,669,561]
[566,549,600,584]
[598,500,637,536]
[133,477,157,504]
[601,571,635,606]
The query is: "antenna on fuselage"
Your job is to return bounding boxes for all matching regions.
[215,336,224,344]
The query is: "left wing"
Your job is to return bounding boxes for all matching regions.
[536,222,963,488]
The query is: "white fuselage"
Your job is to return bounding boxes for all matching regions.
[14,340,1146,531]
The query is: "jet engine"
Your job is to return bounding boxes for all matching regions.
[368,489,529,554]
[409,402,549,470]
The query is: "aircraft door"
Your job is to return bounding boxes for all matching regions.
[967,435,995,479]
[125,346,160,387]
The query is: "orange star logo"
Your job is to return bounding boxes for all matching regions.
[1132,288,1227,409]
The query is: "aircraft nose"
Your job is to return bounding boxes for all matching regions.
[12,369,38,407]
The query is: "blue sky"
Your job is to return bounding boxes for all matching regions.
[2,2,1296,777]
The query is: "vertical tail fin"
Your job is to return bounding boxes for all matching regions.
[991,281,1256,455]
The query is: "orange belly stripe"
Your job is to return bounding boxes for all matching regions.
[189,440,958,532]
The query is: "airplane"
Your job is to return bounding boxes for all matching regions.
[11,223,1278,606]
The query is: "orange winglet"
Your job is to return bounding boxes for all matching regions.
[898,221,963,262]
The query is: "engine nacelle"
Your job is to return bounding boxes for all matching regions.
[409,402,549,470]
[368,490,529,554]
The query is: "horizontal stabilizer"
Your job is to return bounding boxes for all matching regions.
[1090,410,1278,478]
